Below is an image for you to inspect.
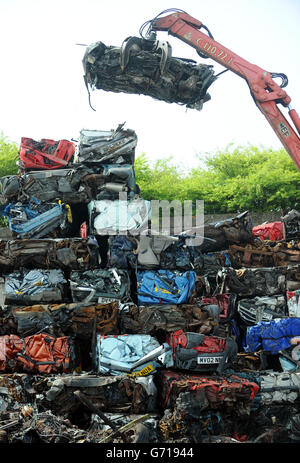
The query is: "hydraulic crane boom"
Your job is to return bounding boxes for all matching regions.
[145,10,300,171]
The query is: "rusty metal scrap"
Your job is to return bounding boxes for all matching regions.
[41,374,157,415]
[0,374,31,412]
[0,302,119,338]
[158,370,259,411]
[73,389,130,442]
[157,370,260,442]
[97,414,153,444]
[4,409,94,443]
[0,406,156,444]
[119,303,219,336]
[228,240,300,268]
[0,238,100,271]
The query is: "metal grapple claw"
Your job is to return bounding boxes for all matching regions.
[120,36,172,75]
[120,36,143,71]
[153,40,172,75]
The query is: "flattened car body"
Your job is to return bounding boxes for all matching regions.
[82,38,216,111]
[258,371,300,404]
[94,333,170,375]
[0,333,76,373]
[0,301,119,338]
[70,268,131,303]
[43,373,157,414]
[1,202,70,239]
[4,269,67,305]
[108,234,231,272]
[166,329,237,373]
[137,269,196,305]
[183,211,253,253]
[19,137,75,171]
[78,124,137,165]
[214,266,287,297]
[228,241,300,268]
[237,295,287,326]
[158,370,259,410]
[245,318,300,354]
[252,222,284,241]
[119,303,219,336]
[0,237,100,271]
[0,165,138,205]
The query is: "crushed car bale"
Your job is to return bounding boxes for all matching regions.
[82,38,216,111]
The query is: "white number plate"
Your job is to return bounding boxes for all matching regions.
[197,356,221,364]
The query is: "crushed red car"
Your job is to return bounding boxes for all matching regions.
[19,137,75,171]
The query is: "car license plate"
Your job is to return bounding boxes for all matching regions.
[197,356,221,364]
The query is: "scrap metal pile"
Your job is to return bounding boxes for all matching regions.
[1,128,300,445]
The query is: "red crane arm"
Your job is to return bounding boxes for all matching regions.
[150,12,300,171]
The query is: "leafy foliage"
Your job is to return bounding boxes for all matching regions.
[0,133,18,178]
[135,144,300,213]
[135,153,184,202]
[0,216,8,227]
[0,134,19,227]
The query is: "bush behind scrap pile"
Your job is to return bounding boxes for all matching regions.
[0,128,300,443]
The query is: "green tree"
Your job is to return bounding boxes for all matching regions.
[135,154,184,201]
[0,133,19,227]
[134,144,300,213]
[198,144,300,212]
[0,133,19,178]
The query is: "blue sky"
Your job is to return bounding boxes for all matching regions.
[1,0,299,169]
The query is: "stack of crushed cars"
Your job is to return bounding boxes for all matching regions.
[0,130,300,445]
